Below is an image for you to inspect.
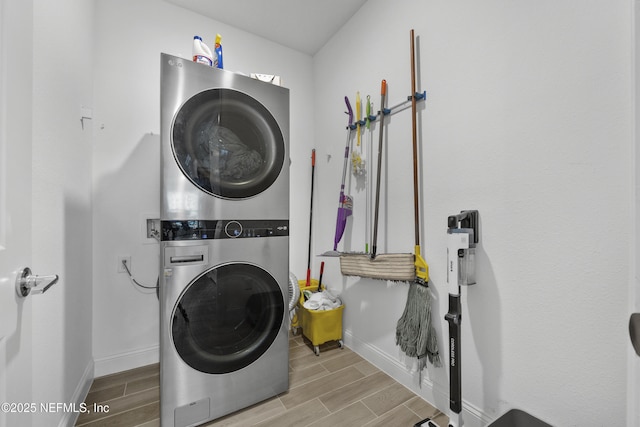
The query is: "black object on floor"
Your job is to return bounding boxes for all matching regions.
[488,409,553,427]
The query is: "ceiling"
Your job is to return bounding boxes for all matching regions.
[163,0,368,56]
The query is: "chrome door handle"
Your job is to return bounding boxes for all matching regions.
[631,313,640,357]
[15,267,59,297]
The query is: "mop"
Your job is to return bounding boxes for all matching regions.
[339,80,416,281]
[395,29,440,370]
[321,96,354,256]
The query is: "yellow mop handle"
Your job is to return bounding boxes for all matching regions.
[414,245,429,282]
[356,92,361,146]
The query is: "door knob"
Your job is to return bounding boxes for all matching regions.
[631,313,640,357]
[15,267,59,297]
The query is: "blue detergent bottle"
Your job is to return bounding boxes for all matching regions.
[214,34,223,69]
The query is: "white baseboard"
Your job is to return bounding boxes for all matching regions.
[343,329,490,427]
[93,345,159,377]
[61,360,94,427]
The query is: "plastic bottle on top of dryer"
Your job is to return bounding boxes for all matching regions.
[214,33,223,69]
[192,35,214,66]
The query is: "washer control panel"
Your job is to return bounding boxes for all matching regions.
[162,219,289,241]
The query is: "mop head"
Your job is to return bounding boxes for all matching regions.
[340,253,415,282]
[396,280,441,368]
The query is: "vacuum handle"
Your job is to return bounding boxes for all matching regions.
[445,294,462,415]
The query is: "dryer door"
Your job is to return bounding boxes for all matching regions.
[171,263,285,374]
[171,88,285,199]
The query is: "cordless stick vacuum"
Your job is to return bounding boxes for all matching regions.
[416,210,479,427]
[445,210,479,427]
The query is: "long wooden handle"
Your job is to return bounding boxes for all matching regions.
[410,29,420,248]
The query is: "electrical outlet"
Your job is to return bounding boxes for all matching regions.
[117,256,131,273]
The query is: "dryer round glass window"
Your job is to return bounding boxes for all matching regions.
[172,88,285,199]
[171,263,285,374]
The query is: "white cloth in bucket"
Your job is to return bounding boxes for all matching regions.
[302,290,342,311]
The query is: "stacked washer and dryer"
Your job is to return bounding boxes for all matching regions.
[159,53,290,427]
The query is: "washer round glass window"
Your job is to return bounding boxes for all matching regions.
[172,89,285,199]
[171,263,285,374]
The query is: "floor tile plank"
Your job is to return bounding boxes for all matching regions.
[253,399,330,427]
[202,397,284,427]
[361,382,417,416]
[79,402,159,427]
[89,364,159,393]
[363,404,422,427]
[125,374,159,396]
[308,401,376,427]
[280,367,365,410]
[404,396,440,420]
[319,371,396,413]
[76,387,159,425]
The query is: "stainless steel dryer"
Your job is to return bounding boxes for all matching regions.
[160,53,289,220]
[160,219,289,427]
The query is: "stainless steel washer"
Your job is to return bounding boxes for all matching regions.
[160,53,289,220]
[160,219,289,426]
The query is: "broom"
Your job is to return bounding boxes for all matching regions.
[340,80,415,281]
[395,29,440,369]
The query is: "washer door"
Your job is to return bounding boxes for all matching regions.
[171,263,285,374]
[172,88,285,199]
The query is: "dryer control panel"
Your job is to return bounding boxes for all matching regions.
[161,219,289,241]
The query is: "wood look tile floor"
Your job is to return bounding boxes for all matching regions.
[75,335,448,427]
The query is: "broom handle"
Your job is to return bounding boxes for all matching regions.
[410,29,420,248]
[306,148,316,287]
[371,80,386,258]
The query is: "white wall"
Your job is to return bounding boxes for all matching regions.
[91,0,314,375]
[31,0,95,425]
[312,1,633,426]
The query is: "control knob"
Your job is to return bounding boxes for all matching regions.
[224,220,243,238]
